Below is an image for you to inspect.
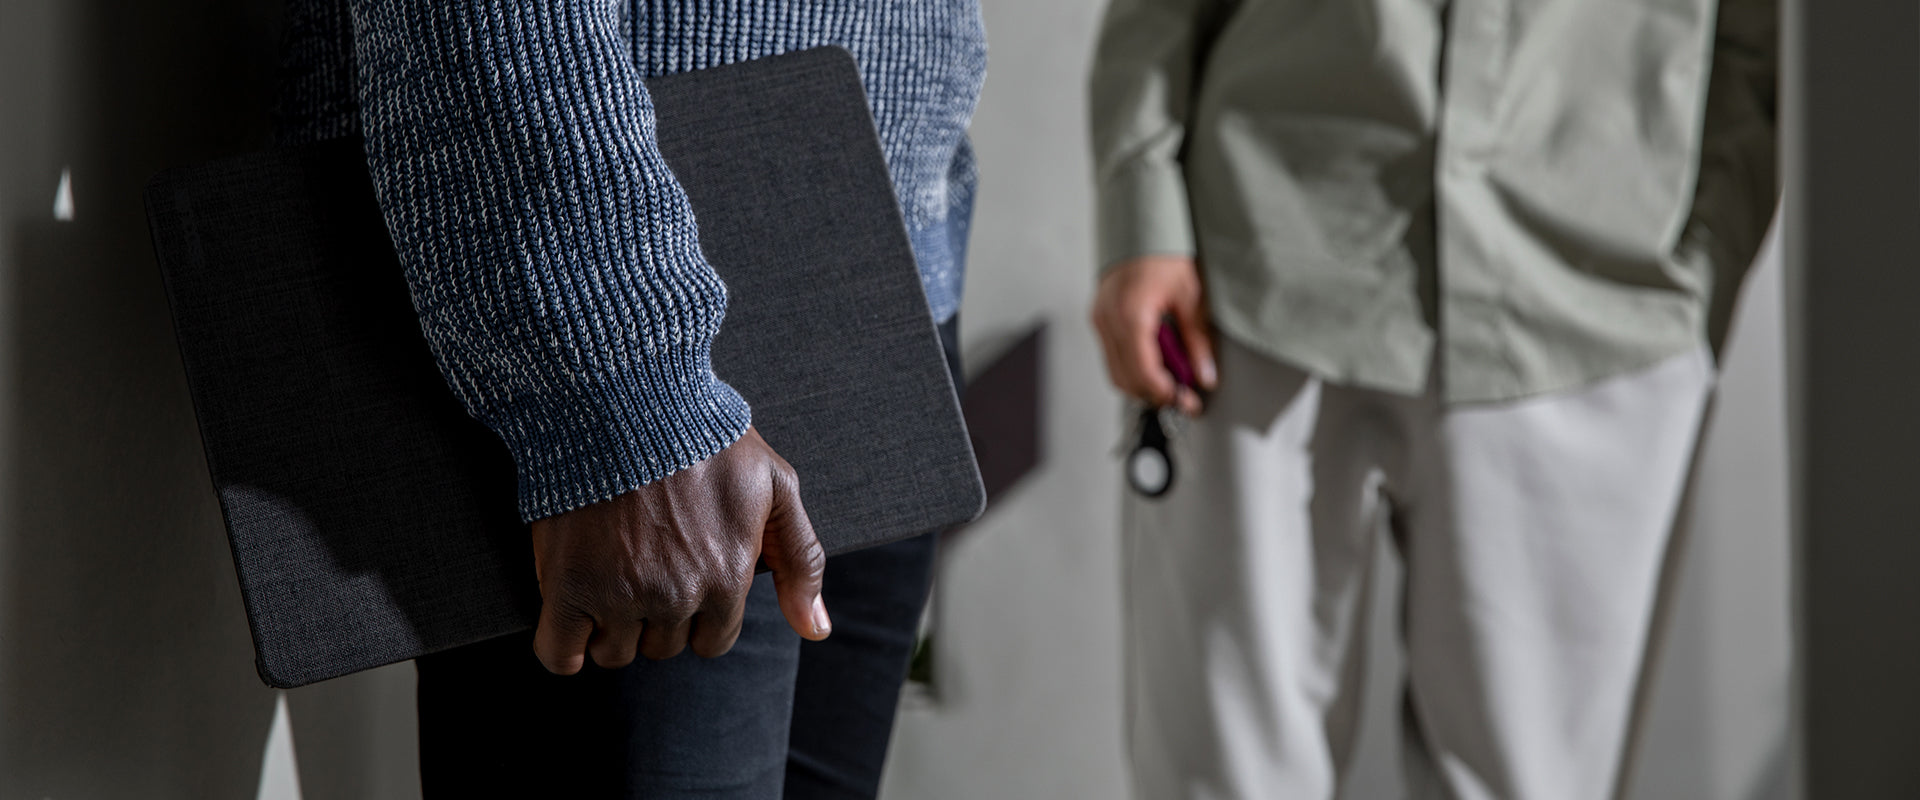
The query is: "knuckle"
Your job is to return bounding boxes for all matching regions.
[544,592,597,628]
[1128,304,1165,327]
[637,581,687,617]
[659,594,700,622]
[783,519,824,557]
[797,539,826,578]
[711,567,754,599]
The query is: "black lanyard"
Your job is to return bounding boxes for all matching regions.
[1128,318,1202,499]
[1127,407,1175,498]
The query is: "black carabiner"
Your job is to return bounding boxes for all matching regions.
[1127,407,1175,499]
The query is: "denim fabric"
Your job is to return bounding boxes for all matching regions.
[415,573,798,799]
[415,317,961,800]
[783,532,941,798]
[277,1,986,520]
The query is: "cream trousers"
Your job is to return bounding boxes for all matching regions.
[1123,339,1714,800]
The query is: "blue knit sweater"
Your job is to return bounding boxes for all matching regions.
[276,1,986,521]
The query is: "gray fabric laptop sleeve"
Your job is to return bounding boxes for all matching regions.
[143,47,984,688]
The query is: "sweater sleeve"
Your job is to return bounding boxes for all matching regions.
[349,0,751,522]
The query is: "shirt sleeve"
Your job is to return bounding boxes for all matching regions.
[1690,0,1779,352]
[349,0,752,522]
[1086,0,1232,273]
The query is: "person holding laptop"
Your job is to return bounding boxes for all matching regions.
[1088,0,1776,797]
[276,1,985,797]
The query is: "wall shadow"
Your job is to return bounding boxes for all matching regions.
[1,2,417,797]
[0,1,283,795]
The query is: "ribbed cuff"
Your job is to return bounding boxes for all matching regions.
[1095,159,1197,274]
[489,348,753,523]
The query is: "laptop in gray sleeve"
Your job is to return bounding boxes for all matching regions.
[142,47,985,689]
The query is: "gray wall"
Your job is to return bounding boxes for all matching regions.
[879,0,1130,796]
[1624,227,1794,800]
[1,2,279,797]
[0,3,418,798]
[0,0,1791,798]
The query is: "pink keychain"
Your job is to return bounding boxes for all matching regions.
[1157,320,1200,394]
[1128,318,1201,498]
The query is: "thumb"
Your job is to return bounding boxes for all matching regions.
[762,465,829,641]
[1172,288,1218,391]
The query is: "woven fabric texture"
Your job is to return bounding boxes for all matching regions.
[148,50,984,686]
[276,1,987,520]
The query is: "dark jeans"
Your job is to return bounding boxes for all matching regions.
[416,319,960,799]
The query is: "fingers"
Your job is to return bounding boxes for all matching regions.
[639,611,695,661]
[576,591,733,667]
[689,589,750,659]
[1091,256,1214,412]
[1122,310,1179,407]
[566,595,725,668]
[761,465,830,641]
[533,595,595,676]
[1171,293,1218,392]
[1167,294,1213,416]
[527,430,818,674]
[1171,385,1203,417]
[1091,276,1177,409]
[1092,302,1176,408]
[587,619,643,669]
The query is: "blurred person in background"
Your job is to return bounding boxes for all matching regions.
[1088,0,1775,797]
[277,1,984,797]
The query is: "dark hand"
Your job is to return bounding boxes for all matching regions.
[1091,255,1219,415]
[527,427,829,674]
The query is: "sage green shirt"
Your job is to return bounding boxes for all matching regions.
[1089,0,1777,403]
